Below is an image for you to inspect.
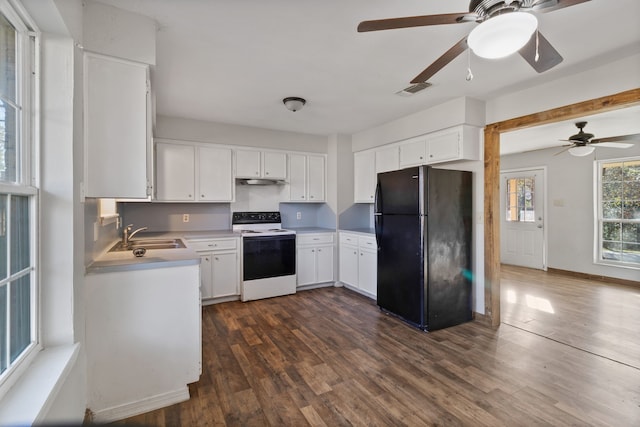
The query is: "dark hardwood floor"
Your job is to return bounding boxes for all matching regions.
[117,270,640,426]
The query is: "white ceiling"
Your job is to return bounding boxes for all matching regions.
[94,0,640,141]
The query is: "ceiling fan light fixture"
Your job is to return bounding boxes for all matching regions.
[568,145,595,157]
[467,12,538,59]
[283,97,306,112]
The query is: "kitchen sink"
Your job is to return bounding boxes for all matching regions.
[108,238,186,252]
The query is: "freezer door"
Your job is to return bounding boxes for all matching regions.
[375,167,422,215]
[376,214,425,327]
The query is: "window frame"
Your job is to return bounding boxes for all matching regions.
[594,156,640,270]
[0,0,39,399]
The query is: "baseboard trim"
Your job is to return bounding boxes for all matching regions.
[472,311,493,327]
[92,387,190,423]
[547,268,640,289]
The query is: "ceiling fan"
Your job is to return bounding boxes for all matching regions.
[558,121,639,156]
[357,0,591,84]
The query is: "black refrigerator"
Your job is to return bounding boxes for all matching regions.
[374,166,472,331]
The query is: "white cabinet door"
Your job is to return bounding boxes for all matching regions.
[263,152,287,180]
[354,151,376,203]
[199,254,213,299]
[359,249,377,296]
[199,146,233,201]
[399,138,427,168]
[155,142,195,201]
[307,155,325,202]
[316,245,334,283]
[339,244,359,287]
[289,154,307,201]
[375,146,400,174]
[235,150,261,178]
[84,53,149,198]
[427,129,460,163]
[212,252,238,297]
[297,247,317,286]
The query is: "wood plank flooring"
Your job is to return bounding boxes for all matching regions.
[115,271,640,426]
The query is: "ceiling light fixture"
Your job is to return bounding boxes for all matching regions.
[568,145,595,157]
[467,12,538,59]
[283,97,306,112]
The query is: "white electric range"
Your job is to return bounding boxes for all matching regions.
[232,212,296,301]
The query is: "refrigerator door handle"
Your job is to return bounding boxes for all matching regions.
[374,213,382,248]
[374,181,382,214]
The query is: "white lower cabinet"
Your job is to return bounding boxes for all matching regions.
[188,237,239,301]
[296,233,335,287]
[339,232,377,299]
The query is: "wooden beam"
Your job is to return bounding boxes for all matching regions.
[483,88,640,328]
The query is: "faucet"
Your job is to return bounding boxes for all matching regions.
[122,224,149,247]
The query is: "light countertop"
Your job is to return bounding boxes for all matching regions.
[287,227,336,234]
[339,228,375,236]
[86,230,241,274]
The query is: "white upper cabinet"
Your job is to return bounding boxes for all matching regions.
[235,149,287,180]
[155,140,234,202]
[399,137,428,169]
[375,146,400,174]
[84,53,150,198]
[354,151,375,203]
[198,146,234,201]
[289,154,325,202]
[262,151,287,180]
[155,142,195,201]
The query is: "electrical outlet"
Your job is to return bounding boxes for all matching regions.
[296,212,301,220]
[183,214,190,223]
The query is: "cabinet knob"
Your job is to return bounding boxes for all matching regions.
[188,194,192,198]
[215,257,219,261]
[430,154,433,158]
[265,172,269,175]
[310,195,314,199]
[318,249,321,252]
[205,257,209,261]
[354,251,357,255]
[301,195,305,199]
[419,156,423,160]
[201,194,205,198]
[312,249,315,252]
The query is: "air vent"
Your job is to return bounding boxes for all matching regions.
[395,82,432,97]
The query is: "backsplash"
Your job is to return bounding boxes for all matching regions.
[121,202,232,232]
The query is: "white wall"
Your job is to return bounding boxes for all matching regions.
[502,144,640,282]
[486,54,640,124]
[156,115,328,153]
[83,0,156,65]
[489,52,640,282]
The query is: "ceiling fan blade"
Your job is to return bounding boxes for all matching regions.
[357,12,476,32]
[411,37,468,83]
[591,133,640,143]
[519,32,563,73]
[554,146,572,156]
[591,142,634,149]
[532,0,591,13]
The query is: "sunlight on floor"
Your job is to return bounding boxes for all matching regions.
[505,289,555,313]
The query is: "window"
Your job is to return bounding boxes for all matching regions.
[597,157,640,267]
[505,176,536,222]
[0,0,37,392]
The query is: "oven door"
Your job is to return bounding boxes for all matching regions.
[242,234,296,281]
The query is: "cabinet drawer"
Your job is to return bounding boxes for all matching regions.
[188,238,237,252]
[358,235,377,249]
[297,233,334,245]
[339,233,358,246]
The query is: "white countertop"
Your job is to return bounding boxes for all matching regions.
[287,227,336,234]
[86,230,241,274]
[339,228,375,236]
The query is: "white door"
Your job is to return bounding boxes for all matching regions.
[297,247,317,286]
[500,169,546,270]
[315,246,334,283]
[354,151,376,203]
[155,142,195,201]
[198,146,233,201]
[289,154,307,201]
[211,252,238,298]
[307,155,325,202]
[358,249,377,296]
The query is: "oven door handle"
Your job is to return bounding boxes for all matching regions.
[242,234,295,242]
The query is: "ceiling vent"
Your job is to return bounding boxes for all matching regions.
[395,82,432,97]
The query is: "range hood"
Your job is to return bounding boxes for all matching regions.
[236,178,286,185]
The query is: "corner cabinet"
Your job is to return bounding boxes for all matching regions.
[339,232,377,299]
[288,154,326,202]
[296,233,335,287]
[84,53,151,198]
[155,140,234,202]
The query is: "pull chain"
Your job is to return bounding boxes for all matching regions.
[466,48,474,82]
